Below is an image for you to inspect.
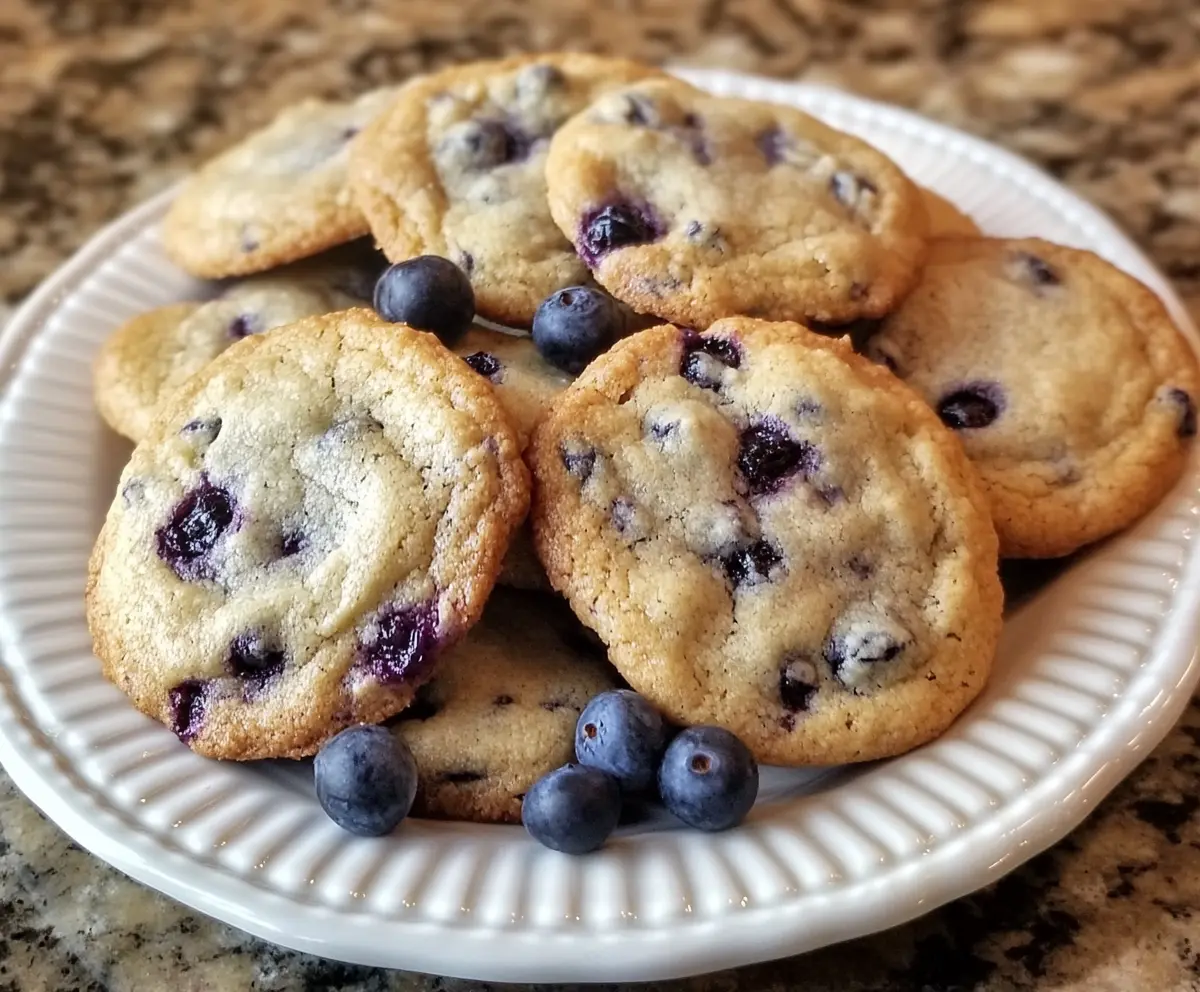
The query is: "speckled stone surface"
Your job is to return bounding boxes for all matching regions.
[2,1,1200,989]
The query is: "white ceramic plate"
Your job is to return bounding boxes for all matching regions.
[1,69,1198,983]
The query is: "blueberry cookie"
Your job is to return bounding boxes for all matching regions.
[455,327,573,448]
[543,78,929,329]
[86,309,530,759]
[162,88,401,278]
[862,237,1200,558]
[94,246,384,442]
[349,54,663,327]
[530,319,1002,766]
[919,187,980,237]
[456,328,573,590]
[390,589,617,823]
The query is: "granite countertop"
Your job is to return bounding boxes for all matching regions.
[2,1,1199,989]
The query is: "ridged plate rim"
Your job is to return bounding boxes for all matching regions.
[0,69,1197,982]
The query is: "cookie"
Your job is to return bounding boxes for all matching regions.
[543,78,929,329]
[390,588,617,823]
[162,88,401,278]
[86,309,530,760]
[919,187,980,237]
[349,54,663,327]
[454,327,573,448]
[529,318,1002,766]
[94,302,203,441]
[94,245,384,442]
[862,237,1200,558]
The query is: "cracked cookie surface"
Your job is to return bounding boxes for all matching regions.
[544,78,929,328]
[87,308,529,759]
[530,318,1001,766]
[863,237,1199,558]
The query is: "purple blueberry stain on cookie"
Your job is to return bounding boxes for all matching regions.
[180,417,222,447]
[645,414,679,444]
[1166,387,1197,438]
[680,328,741,391]
[577,201,663,268]
[462,351,503,381]
[1012,250,1060,289]
[937,382,1005,430]
[228,313,259,339]
[155,477,236,580]
[824,614,912,689]
[441,118,529,171]
[357,601,440,685]
[756,126,787,166]
[619,93,659,126]
[737,419,820,497]
[168,678,210,743]
[560,444,597,482]
[456,250,475,275]
[227,631,285,694]
[779,655,819,714]
[610,497,646,539]
[279,529,306,558]
[719,539,783,589]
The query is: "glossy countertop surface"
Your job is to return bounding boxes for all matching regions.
[2,1,1199,989]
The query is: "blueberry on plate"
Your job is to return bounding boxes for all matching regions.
[658,726,759,832]
[522,763,622,854]
[531,286,624,374]
[314,725,418,837]
[373,255,475,346]
[575,689,670,794]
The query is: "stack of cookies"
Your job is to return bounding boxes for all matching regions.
[87,53,1199,828]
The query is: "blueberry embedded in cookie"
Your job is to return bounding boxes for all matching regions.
[348,54,665,327]
[388,588,618,824]
[861,237,1200,558]
[162,87,403,278]
[543,78,929,328]
[529,318,1002,766]
[86,308,529,759]
[93,243,386,442]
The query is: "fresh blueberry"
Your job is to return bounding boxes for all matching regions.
[737,421,820,496]
[532,286,624,374]
[937,383,1004,430]
[521,763,622,854]
[578,202,662,267]
[314,725,418,837]
[575,689,670,794]
[357,602,440,684]
[373,256,475,346]
[155,479,236,580]
[658,726,759,832]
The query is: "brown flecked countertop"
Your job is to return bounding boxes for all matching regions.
[2,1,1200,990]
